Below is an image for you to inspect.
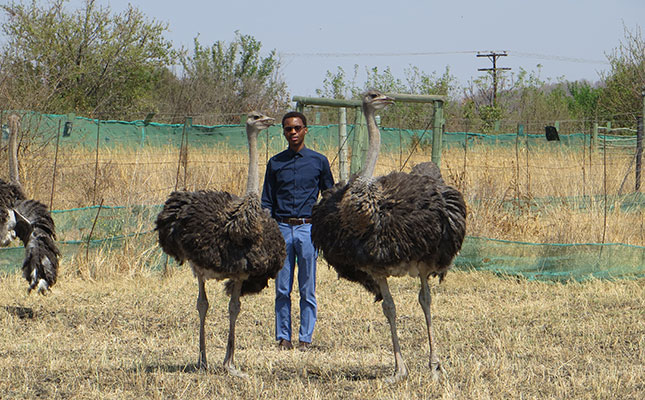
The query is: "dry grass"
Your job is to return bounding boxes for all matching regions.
[13,141,645,245]
[0,264,642,399]
[0,141,643,398]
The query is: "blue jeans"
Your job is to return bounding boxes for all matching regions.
[275,222,317,343]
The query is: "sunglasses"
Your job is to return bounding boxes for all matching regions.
[284,125,304,133]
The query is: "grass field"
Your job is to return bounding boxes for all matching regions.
[1,265,643,399]
[0,142,643,398]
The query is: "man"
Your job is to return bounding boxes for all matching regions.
[261,111,334,351]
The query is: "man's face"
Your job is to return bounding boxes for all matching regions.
[283,117,307,150]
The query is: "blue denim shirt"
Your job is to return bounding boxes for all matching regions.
[261,146,334,219]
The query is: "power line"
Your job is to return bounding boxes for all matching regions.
[281,50,478,57]
[510,51,608,64]
[280,50,608,65]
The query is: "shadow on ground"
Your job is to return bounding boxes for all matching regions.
[3,305,34,319]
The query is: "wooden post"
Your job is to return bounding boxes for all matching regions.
[515,124,521,202]
[525,121,530,195]
[92,120,101,205]
[639,89,645,191]
[637,116,643,192]
[338,107,349,182]
[182,117,191,189]
[432,100,444,166]
[49,120,62,211]
[592,122,598,151]
[8,114,20,186]
[350,108,367,175]
[175,117,191,191]
[141,112,155,147]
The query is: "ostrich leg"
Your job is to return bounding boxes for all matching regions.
[376,277,408,383]
[419,272,443,381]
[223,280,248,378]
[196,276,209,370]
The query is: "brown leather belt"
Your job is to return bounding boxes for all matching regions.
[277,217,312,225]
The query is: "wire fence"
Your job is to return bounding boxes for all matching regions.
[0,110,644,282]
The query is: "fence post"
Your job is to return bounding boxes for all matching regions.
[50,120,62,211]
[432,100,444,166]
[141,112,154,147]
[515,124,523,201]
[637,116,643,192]
[175,117,191,191]
[605,122,612,154]
[338,107,349,182]
[92,119,101,205]
[638,89,645,191]
[350,107,367,175]
[592,122,598,151]
[7,114,20,185]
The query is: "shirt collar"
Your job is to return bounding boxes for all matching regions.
[287,146,307,157]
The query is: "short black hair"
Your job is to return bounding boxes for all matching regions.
[282,111,307,127]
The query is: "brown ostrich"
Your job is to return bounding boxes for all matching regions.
[311,91,466,382]
[155,112,286,378]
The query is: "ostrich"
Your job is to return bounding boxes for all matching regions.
[311,90,466,382]
[0,114,59,294]
[155,111,286,377]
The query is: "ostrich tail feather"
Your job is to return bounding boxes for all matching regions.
[13,199,59,294]
[22,229,60,295]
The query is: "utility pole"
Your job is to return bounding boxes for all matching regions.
[477,51,511,107]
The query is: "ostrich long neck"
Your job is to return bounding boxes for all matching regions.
[361,104,380,178]
[245,127,259,195]
[8,114,20,187]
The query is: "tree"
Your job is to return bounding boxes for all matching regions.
[600,24,645,126]
[0,0,175,118]
[566,80,601,122]
[315,65,359,100]
[176,31,289,123]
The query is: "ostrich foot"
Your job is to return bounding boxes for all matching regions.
[430,360,444,381]
[198,356,208,371]
[384,367,408,384]
[224,364,249,379]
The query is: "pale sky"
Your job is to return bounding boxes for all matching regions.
[69,0,644,98]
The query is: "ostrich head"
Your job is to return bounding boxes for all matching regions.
[246,111,275,134]
[360,90,394,178]
[245,111,274,195]
[362,89,395,114]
